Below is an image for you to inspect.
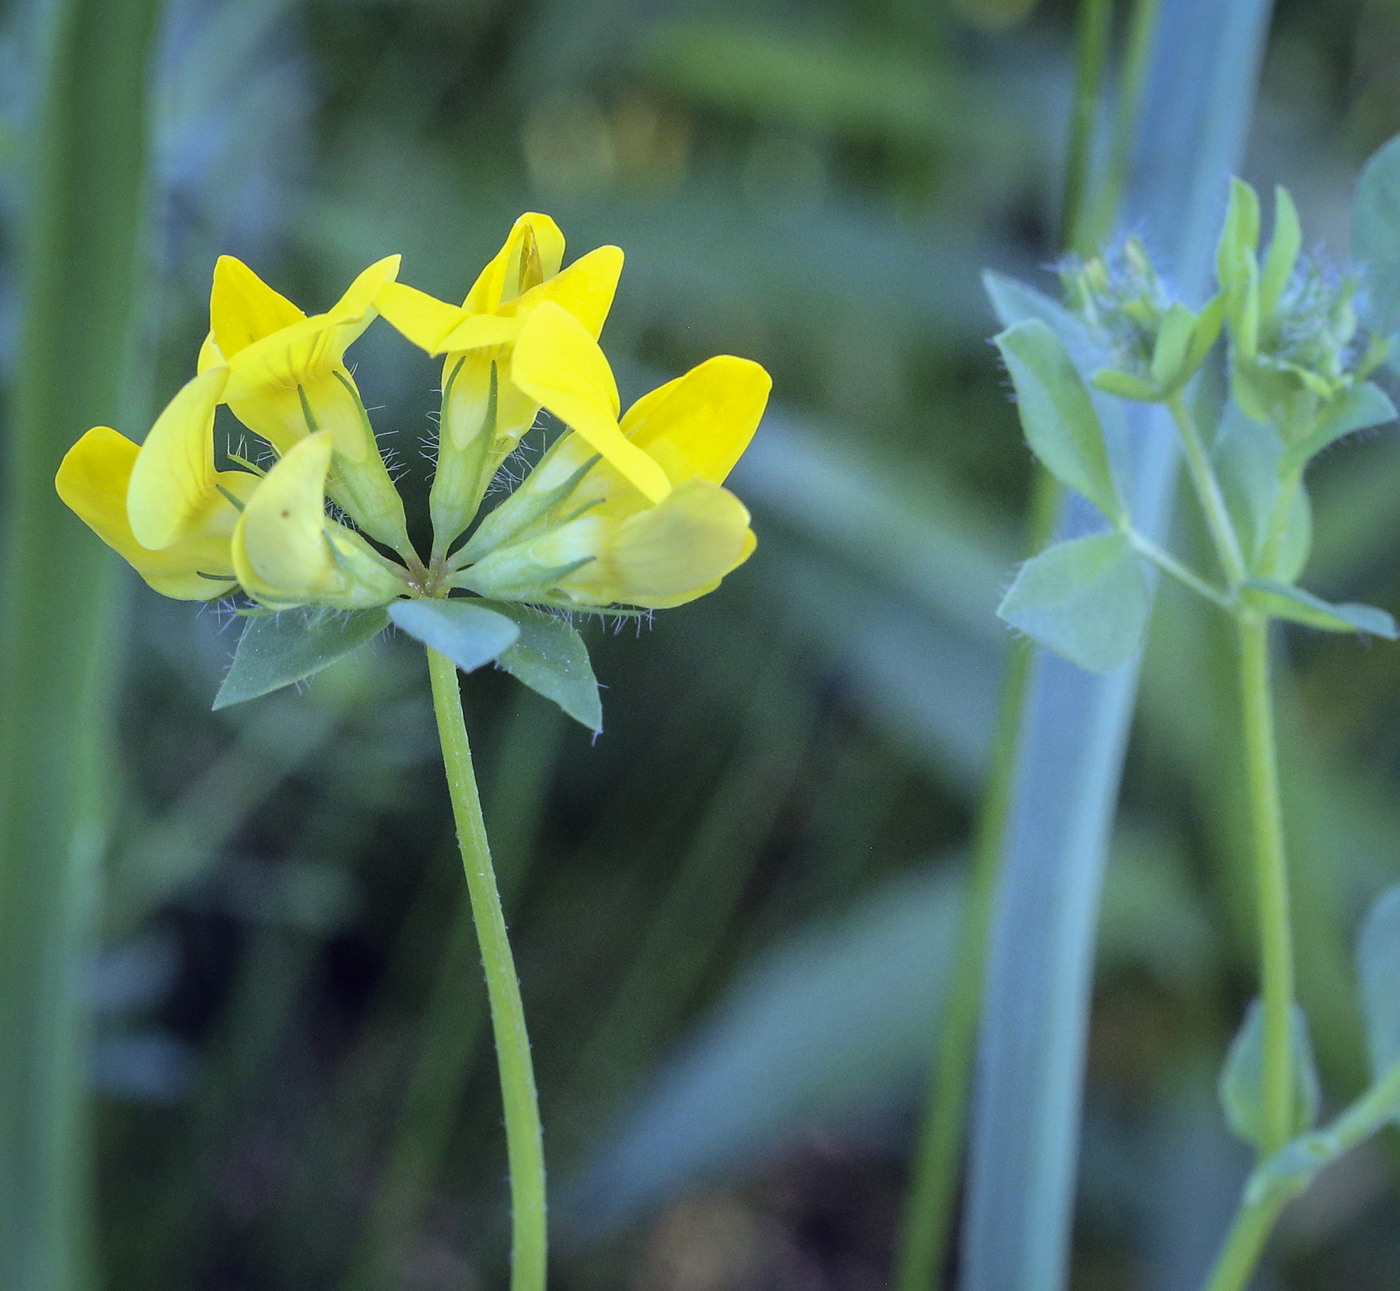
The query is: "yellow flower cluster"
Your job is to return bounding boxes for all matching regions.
[56,214,769,612]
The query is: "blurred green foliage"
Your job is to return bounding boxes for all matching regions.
[7,0,1400,1288]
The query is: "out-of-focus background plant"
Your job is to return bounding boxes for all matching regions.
[5,0,1400,1288]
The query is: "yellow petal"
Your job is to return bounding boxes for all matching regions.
[210,255,306,360]
[503,245,624,339]
[127,367,231,550]
[464,214,566,314]
[56,427,238,600]
[619,356,770,485]
[375,280,469,354]
[330,254,402,321]
[512,301,670,503]
[232,431,340,601]
[437,313,524,354]
[603,481,752,601]
[222,256,400,403]
[198,332,225,374]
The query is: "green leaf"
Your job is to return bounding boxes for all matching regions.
[388,598,520,673]
[997,532,1150,674]
[479,601,603,732]
[1279,381,1398,475]
[213,607,390,710]
[1219,998,1321,1149]
[1183,291,1226,376]
[1259,186,1302,320]
[1357,884,1400,1085]
[1245,579,1398,638]
[1354,132,1400,335]
[1213,400,1312,581]
[994,320,1122,520]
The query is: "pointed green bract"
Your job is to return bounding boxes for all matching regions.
[997,531,1149,674]
[388,598,520,674]
[994,320,1121,521]
[1278,381,1398,475]
[1354,133,1400,336]
[481,601,603,732]
[214,606,391,709]
[1357,885,1400,1086]
[1245,579,1398,638]
[1219,998,1321,1149]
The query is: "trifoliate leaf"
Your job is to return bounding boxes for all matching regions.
[1354,132,1400,336]
[994,320,1122,521]
[388,598,520,673]
[1278,382,1398,475]
[1245,580,1398,638]
[997,531,1150,673]
[213,606,390,709]
[1357,884,1400,1087]
[1219,998,1321,1149]
[479,600,603,733]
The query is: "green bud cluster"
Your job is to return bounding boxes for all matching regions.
[1063,237,1223,402]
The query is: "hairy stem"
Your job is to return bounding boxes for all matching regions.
[1169,394,1248,587]
[425,648,546,1291]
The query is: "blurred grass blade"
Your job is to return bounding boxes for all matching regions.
[0,1,162,1288]
[959,2,1273,1289]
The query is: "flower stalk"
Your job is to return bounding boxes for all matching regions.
[426,647,547,1291]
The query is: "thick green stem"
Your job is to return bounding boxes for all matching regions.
[425,649,547,1291]
[1200,1196,1286,1291]
[1236,612,1295,1160]
[1169,394,1248,587]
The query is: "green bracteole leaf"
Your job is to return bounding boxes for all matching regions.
[1219,998,1321,1149]
[479,600,603,733]
[1149,302,1197,391]
[997,532,1150,674]
[1091,369,1160,401]
[214,607,391,710]
[1259,186,1302,321]
[994,319,1122,521]
[388,598,520,674]
[1245,580,1399,638]
[1354,132,1400,336]
[1357,884,1400,1086]
[1278,381,1398,476]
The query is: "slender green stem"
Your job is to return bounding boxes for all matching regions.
[1168,394,1248,587]
[425,648,546,1291]
[1256,464,1303,582]
[1091,0,1162,247]
[1127,528,1232,608]
[1236,611,1295,1160]
[1202,1055,1400,1291]
[1062,0,1114,254]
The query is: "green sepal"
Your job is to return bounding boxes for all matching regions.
[213,606,390,710]
[1357,885,1400,1094]
[388,597,520,674]
[994,319,1122,521]
[997,531,1150,674]
[1278,382,1398,476]
[1218,997,1321,1150]
[1353,132,1400,336]
[1183,291,1226,377]
[1217,177,1261,294]
[1245,579,1398,638]
[478,600,603,732]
